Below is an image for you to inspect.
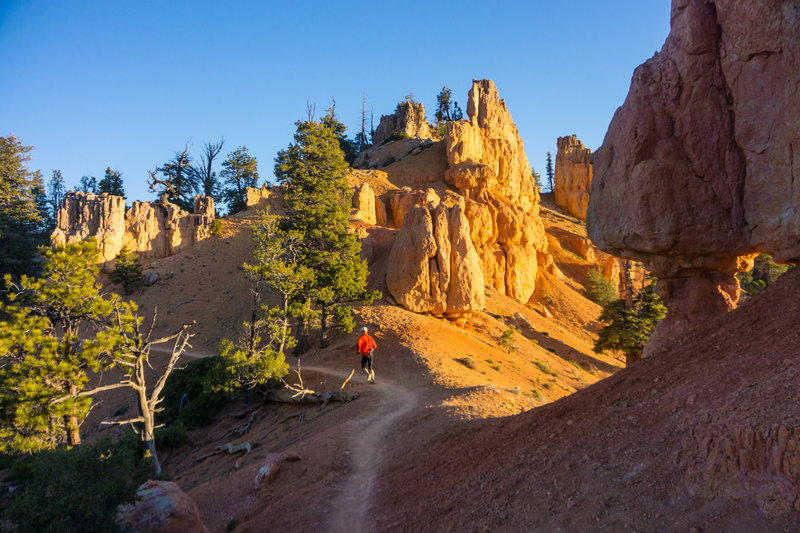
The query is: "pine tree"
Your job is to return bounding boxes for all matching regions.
[147,145,196,210]
[77,175,98,194]
[546,152,554,193]
[108,246,143,295]
[97,166,125,197]
[0,240,117,450]
[220,146,259,214]
[47,170,66,230]
[593,277,666,365]
[0,136,48,278]
[274,119,376,350]
[435,86,464,126]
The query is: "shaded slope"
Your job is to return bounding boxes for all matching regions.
[375,268,800,532]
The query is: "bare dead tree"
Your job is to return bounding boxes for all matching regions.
[191,139,224,199]
[53,306,194,477]
[306,100,316,122]
[361,93,367,150]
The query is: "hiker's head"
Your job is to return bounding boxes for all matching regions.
[360,326,368,335]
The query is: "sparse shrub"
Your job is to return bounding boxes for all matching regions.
[584,269,618,306]
[492,364,501,371]
[532,388,542,399]
[534,361,558,377]
[4,434,147,532]
[457,356,476,370]
[497,326,518,354]
[547,347,556,354]
[211,217,223,235]
[109,246,143,295]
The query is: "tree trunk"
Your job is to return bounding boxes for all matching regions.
[65,383,81,445]
[294,315,309,355]
[320,304,328,348]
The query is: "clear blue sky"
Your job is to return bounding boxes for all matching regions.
[1,1,671,205]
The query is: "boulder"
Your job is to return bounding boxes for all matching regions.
[554,135,592,220]
[588,0,800,353]
[116,480,208,533]
[352,183,377,224]
[386,204,484,318]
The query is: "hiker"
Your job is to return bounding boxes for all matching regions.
[357,326,377,383]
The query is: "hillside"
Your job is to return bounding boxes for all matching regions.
[80,195,800,533]
[376,266,800,532]
[76,190,632,532]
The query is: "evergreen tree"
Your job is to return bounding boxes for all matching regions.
[321,104,358,165]
[77,175,97,194]
[220,146,259,214]
[97,166,125,197]
[47,170,66,230]
[546,152,554,193]
[108,246,143,295]
[0,135,48,278]
[593,277,666,365]
[434,86,464,126]
[147,145,196,210]
[0,241,118,450]
[274,119,376,350]
[531,166,543,192]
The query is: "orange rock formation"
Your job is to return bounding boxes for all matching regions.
[554,134,592,220]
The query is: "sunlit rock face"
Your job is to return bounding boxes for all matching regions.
[443,79,548,303]
[371,101,438,146]
[588,0,800,354]
[52,192,215,271]
[554,135,592,220]
[386,201,484,320]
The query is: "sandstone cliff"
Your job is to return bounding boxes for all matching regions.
[554,135,592,220]
[52,192,215,271]
[587,0,800,353]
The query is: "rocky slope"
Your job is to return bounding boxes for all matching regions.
[375,267,800,532]
[588,0,800,353]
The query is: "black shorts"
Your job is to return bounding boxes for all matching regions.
[361,353,374,371]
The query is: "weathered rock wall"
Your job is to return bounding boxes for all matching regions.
[587,0,800,353]
[554,135,592,220]
[52,192,215,271]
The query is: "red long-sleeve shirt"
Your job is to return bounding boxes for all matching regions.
[357,333,377,356]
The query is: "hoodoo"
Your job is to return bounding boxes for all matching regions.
[588,0,800,353]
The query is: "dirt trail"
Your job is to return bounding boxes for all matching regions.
[304,365,419,533]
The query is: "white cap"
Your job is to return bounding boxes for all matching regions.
[360,326,368,332]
